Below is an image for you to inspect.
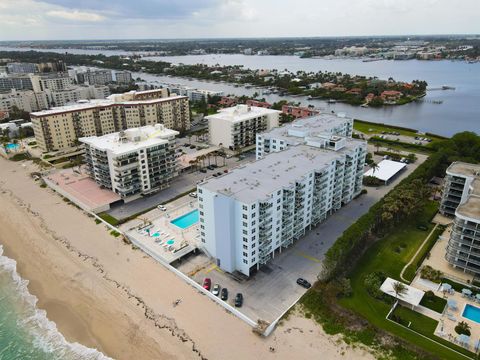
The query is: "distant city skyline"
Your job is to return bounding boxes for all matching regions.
[0,0,479,41]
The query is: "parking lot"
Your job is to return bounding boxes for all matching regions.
[174,152,427,323]
[107,137,255,220]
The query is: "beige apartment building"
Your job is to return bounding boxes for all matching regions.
[31,89,190,152]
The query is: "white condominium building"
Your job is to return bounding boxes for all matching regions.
[256,113,353,159]
[30,73,73,92]
[440,162,480,217]
[48,85,110,107]
[443,162,480,275]
[197,136,367,276]
[80,124,179,199]
[207,105,280,150]
[31,90,190,152]
[0,89,49,114]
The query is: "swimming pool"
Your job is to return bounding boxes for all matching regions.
[5,143,19,151]
[170,210,199,229]
[462,304,480,324]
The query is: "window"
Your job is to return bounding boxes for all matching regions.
[277,198,281,203]
[252,228,255,234]
[243,245,248,250]
[251,251,256,256]
[242,205,247,210]
[243,237,248,243]
[243,259,248,264]
[243,221,248,227]
[243,252,248,257]
[251,221,255,226]
[243,230,247,235]
[243,214,248,219]
[277,190,281,195]
[198,189,203,194]
[251,204,256,209]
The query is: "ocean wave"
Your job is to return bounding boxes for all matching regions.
[0,245,114,360]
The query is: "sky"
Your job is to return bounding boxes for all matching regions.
[0,0,479,40]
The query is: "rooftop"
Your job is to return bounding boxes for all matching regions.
[206,105,280,123]
[447,161,480,178]
[80,124,178,156]
[380,278,424,307]
[259,113,352,143]
[364,160,406,182]
[30,95,187,117]
[200,138,365,203]
[457,197,480,221]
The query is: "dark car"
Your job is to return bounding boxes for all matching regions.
[211,164,218,168]
[190,145,196,149]
[221,288,228,301]
[296,278,311,289]
[207,165,215,170]
[216,172,223,176]
[234,293,243,307]
[199,168,207,173]
[203,278,211,290]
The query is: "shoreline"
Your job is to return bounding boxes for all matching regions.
[0,156,375,360]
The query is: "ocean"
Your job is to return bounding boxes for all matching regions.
[0,245,112,360]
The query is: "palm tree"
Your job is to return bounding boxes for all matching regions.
[370,161,380,174]
[392,281,407,302]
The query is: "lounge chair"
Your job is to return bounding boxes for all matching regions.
[448,314,457,321]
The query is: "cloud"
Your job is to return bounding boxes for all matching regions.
[46,10,105,22]
[39,0,218,19]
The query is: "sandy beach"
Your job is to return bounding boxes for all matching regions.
[0,157,374,360]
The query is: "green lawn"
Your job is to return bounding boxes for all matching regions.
[354,119,446,143]
[419,294,447,313]
[391,306,475,358]
[403,225,446,282]
[98,212,120,226]
[336,201,478,359]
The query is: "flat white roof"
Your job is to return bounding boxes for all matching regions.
[364,160,406,182]
[200,138,365,203]
[206,105,280,124]
[80,124,178,156]
[380,277,424,307]
[30,95,187,117]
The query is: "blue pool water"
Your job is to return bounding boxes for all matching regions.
[170,210,199,229]
[462,304,480,324]
[166,239,175,245]
[152,232,160,237]
[5,143,19,151]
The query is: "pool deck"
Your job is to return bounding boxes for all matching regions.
[411,274,480,352]
[122,198,200,264]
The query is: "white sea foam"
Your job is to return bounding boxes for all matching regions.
[0,245,114,360]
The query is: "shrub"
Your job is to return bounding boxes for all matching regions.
[363,175,382,187]
[455,321,471,336]
[364,272,386,299]
[420,265,443,283]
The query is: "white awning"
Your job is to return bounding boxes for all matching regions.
[364,160,406,182]
[380,277,425,307]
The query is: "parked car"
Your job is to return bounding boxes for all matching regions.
[157,205,167,211]
[296,278,311,289]
[234,293,243,307]
[212,284,221,296]
[189,192,197,198]
[189,145,196,149]
[207,165,215,170]
[221,288,228,300]
[211,164,218,168]
[199,168,207,173]
[224,169,228,173]
[203,278,211,290]
[216,172,223,176]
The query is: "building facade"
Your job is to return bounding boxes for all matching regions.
[256,113,354,159]
[80,124,179,199]
[0,74,33,91]
[0,89,49,114]
[444,163,480,275]
[31,91,190,152]
[207,105,280,150]
[114,71,133,85]
[198,126,366,276]
[7,62,38,74]
[440,162,480,217]
[30,73,73,92]
[47,85,110,107]
[78,70,113,86]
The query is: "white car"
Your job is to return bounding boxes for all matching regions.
[157,205,167,211]
[189,192,197,198]
[212,284,221,296]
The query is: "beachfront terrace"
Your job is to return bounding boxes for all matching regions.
[123,199,201,264]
